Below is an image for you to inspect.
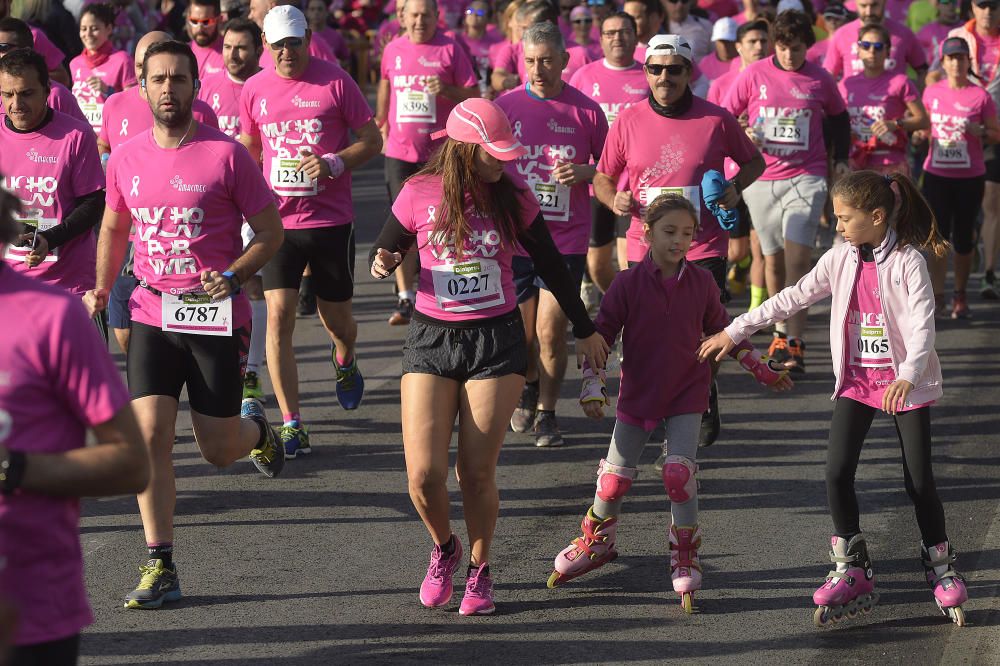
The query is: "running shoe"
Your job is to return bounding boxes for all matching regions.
[420,536,464,608]
[124,559,181,609]
[280,423,311,459]
[388,298,413,326]
[699,381,720,448]
[510,382,539,433]
[728,259,750,297]
[580,280,602,316]
[333,352,365,410]
[459,564,496,616]
[951,290,971,319]
[786,337,806,374]
[981,272,998,300]
[767,332,790,366]
[242,370,264,402]
[246,405,285,478]
[533,411,564,448]
[297,285,317,317]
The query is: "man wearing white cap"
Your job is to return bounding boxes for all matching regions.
[376,0,479,327]
[595,33,765,446]
[495,21,608,448]
[700,16,739,81]
[239,4,382,459]
[824,0,927,80]
[248,0,339,65]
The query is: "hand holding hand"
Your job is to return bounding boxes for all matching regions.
[371,247,402,279]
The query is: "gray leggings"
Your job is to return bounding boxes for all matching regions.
[593,414,701,525]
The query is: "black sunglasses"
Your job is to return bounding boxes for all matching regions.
[269,36,303,50]
[857,40,886,51]
[572,17,593,23]
[645,63,686,76]
[977,1,999,8]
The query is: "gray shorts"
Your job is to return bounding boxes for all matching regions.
[742,174,828,256]
[402,310,527,382]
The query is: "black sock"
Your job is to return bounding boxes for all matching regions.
[148,544,173,568]
[468,563,490,577]
[537,409,555,417]
[440,535,455,556]
[525,380,539,388]
[250,415,269,448]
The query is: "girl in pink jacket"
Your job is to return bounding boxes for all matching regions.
[700,171,969,628]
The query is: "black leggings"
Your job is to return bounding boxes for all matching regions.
[10,634,80,666]
[921,171,984,255]
[826,398,947,545]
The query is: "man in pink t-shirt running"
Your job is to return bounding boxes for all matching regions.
[0,181,149,665]
[187,0,227,78]
[239,6,382,458]
[376,0,479,326]
[84,40,287,611]
[823,0,928,80]
[496,21,609,447]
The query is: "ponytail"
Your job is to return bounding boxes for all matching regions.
[830,170,949,258]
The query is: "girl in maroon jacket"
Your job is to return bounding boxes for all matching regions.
[545,193,792,611]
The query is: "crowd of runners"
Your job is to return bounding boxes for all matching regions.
[0,0,992,659]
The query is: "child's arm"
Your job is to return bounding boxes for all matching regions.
[883,254,937,414]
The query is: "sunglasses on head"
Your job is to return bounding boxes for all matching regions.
[465,7,486,15]
[645,62,686,76]
[857,40,885,51]
[188,16,219,25]
[269,36,303,49]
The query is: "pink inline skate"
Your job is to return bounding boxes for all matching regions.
[669,524,702,613]
[813,534,879,627]
[548,506,619,588]
[922,541,968,626]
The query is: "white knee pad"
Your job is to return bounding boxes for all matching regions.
[596,458,638,503]
[662,456,697,504]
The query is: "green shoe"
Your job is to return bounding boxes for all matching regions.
[249,416,285,478]
[124,559,181,609]
[242,370,264,401]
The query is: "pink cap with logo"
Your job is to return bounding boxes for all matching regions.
[430,98,527,161]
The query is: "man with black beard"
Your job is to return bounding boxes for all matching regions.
[188,0,226,77]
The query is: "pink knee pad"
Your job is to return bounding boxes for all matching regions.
[662,456,697,504]
[596,459,638,503]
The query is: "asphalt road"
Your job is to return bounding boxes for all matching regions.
[78,158,1000,665]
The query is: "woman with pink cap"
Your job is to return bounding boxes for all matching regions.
[369,98,609,616]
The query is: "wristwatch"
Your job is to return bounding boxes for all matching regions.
[222,270,242,294]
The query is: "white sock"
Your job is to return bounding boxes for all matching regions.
[247,298,267,374]
[775,321,787,335]
[399,289,415,302]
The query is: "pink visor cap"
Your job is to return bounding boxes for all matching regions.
[430,99,527,161]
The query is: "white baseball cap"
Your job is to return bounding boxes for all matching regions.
[645,34,693,63]
[776,0,805,13]
[711,17,738,42]
[263,5,307,44]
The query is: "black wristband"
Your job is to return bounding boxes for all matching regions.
[1,450,26,495]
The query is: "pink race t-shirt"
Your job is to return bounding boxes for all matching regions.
[917,22,955,65]
[494,84,608,256]
[808,38,829,67]
[391,173,540,322]
[458,29,505,94]
[381,32,478,163]
[598,96,759,263]
[105,125,274,328]
[922,79,996,178]
[240,58,373,229]
[837,258,929,410]
[975,29,1000,84]
[824,17,927,79]
[98,86,219,151]
[0,111,104,295]
[30,27,65,71]
[724,57,847,180]
[569,59,649,127]
[199,72,249,138]
[0,267,130,647]
[839,71,917,167]
[191,39,225,78]
[69,50,137,132]
[698,52,737,81]
[316,26,351,61]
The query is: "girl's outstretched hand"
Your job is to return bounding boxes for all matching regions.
[577,332,610,371]
[882,379,914,415]
[698,331,736,363]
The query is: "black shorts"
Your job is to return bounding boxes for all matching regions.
[127,321,250,418]
[922,172,984,255]
[402,310,527,381]
[511,253,587,304]
[385,157,425,203]
[590,199,629,247]
[983,145,1000,183]
[9,633,79,666]
[262,225,355,302]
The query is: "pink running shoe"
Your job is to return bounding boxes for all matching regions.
[419,536,463,608]
[459,563,495,616]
